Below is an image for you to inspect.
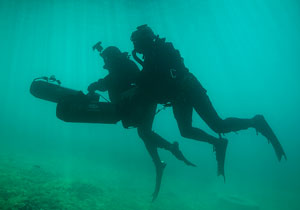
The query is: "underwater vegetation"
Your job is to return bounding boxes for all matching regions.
[1,154,299,210]
[0,156,196,210]
[0,159,103,210]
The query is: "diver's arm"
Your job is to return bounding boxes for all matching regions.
[165,42,188,73]
[96,78,108,91]
[87,81,99,93]
[87,76,110,93]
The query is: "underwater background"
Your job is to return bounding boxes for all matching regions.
[0,0,300,209]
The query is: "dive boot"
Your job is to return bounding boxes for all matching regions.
[171,142,196,167]
[252,115,287,161]
[214,138,228,181]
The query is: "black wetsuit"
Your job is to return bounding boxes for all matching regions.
[91,55,183,166]
[137,38,253,142]
[95,58,139,104]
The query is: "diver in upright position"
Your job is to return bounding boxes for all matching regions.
[88,42,195,200]
[129,25,286,176]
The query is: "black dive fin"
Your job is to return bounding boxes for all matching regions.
[216,139,228,182]
[171,142,197,167]
[254,115,287,161]
[217,162,226,183]
[183,158,197,167]
[264,128,287,161]
[152,161,167,202]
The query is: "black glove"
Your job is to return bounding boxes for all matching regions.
[87,82,99,93]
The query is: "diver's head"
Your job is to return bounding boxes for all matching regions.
[131,24,156,54]
[100,46,123,70]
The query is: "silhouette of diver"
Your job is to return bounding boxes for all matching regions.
[89,42,196,201]
[129,25,286,178]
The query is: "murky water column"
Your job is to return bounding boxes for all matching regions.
[0,0,300,209]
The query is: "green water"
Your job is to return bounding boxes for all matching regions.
[0,0,300,209]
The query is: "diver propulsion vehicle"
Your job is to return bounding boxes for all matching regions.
[30,76,120,124]
[30,75,167,201]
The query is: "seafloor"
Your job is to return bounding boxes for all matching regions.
[0,153,298,210]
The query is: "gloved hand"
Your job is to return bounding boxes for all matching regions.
[87,82,99,93]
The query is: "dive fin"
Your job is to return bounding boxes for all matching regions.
[171,142,197,167]
[152,161,167,202]
[215,139,228,182]
[253,115,287,161]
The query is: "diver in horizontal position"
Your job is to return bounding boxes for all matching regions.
[87,43,196,201]
[129,25,287,178]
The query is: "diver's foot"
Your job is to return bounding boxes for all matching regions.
[252,115,287,161]
[171,142,196,167]
[214,138,228,180]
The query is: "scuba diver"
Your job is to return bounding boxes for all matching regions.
[88,42,196,201]
[129,24,287,178]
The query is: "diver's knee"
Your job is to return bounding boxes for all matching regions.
[179,126,193,138]
[137,128,151,140]
[209,119,226,134]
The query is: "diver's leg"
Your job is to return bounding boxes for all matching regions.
[182,73,253,134]
[192,93,253,134]
[137,103,167,149]
[172,99,221,145]
[138,133,166,202]
[188,74,286,161]
[193,91,286,161]
[172,99,228,177]
[136,103,166,201]
[137,103,195,166]
[137,103,163,166]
